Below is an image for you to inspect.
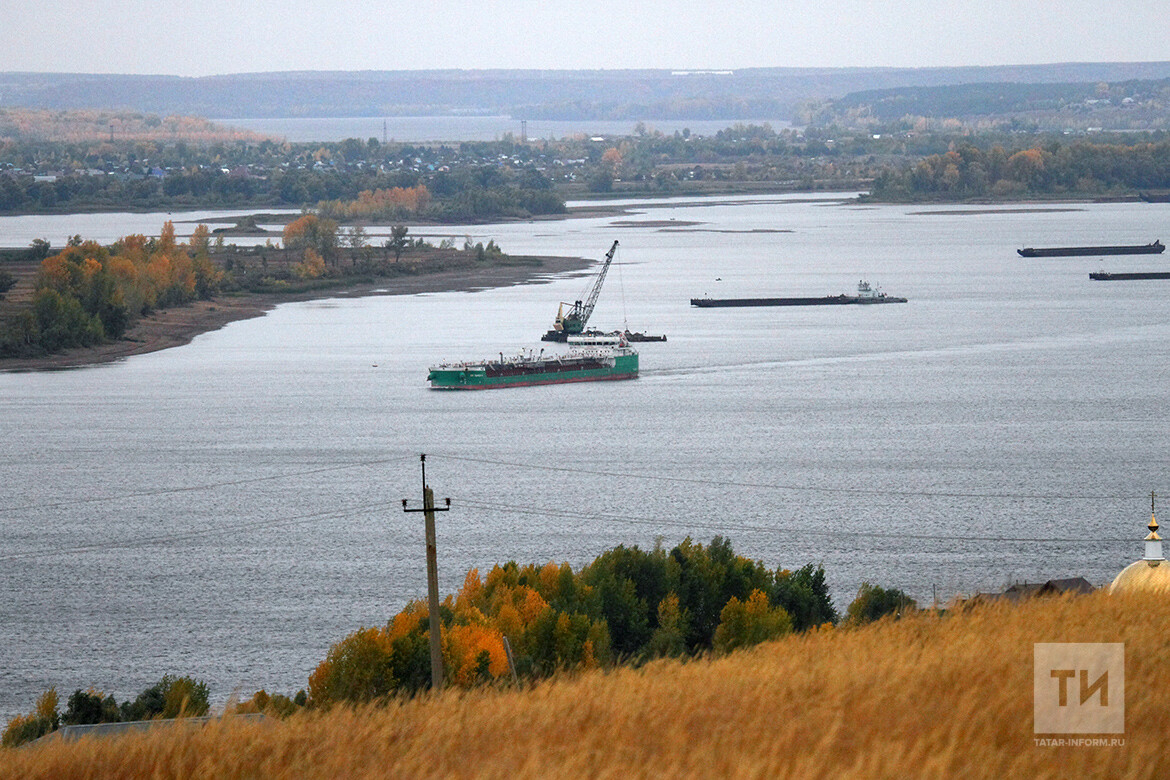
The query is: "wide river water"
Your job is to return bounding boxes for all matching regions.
[2,193,1168,717]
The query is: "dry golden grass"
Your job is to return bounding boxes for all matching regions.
[4,590,1166,779]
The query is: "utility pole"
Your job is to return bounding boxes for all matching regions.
[402,454,450,692]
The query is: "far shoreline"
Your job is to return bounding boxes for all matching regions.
[0,254,592,373]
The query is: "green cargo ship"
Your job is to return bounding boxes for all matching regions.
[428,345,638,390]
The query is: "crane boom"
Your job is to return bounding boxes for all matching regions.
[555,240,619,335]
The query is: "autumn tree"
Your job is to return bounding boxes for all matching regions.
[645,592,688,658]
[119,675,209,721]
[292,248,326,279]
[308,628,396,706]
[845,583,917,626]
[713,589,793,654]
[601,147,623,175]
[188,223,211,257]
[282,214,339,265]
[1,688,59,747]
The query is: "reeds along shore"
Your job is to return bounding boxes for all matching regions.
[4,590,1166,779]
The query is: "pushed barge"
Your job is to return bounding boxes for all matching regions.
[691,280,906,308]
[1018,240,1164,257]
[1089,271,1170,281]
[428,344,638,390]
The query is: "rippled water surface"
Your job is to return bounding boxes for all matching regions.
[3,194,1169,716]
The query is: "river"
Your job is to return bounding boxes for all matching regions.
[1,193,1167,717]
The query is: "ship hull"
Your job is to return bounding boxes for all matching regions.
[428,352,638,390]
[1089,271,1170,281]
[1018,242,1164,257]
[544,329,666,342]
[690,295,906,307]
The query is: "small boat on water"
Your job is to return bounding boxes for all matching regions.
[1018,240,1164,257]
[564,329,667,345]
[691,280,907,308]
[567,332,623,346]
[1089,271,1170,281]
[623,330,668,342]
[428,343,638,390]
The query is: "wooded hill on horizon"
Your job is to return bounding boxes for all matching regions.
[3,63,1170,122]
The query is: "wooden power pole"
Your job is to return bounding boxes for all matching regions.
[402,454,450,692]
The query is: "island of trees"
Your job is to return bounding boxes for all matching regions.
[0,218,518,360]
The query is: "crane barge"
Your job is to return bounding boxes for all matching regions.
[541,240,619,343]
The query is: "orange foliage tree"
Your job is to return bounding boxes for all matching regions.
[19,222,223,355]
[316,186,431,221]
[282,214,339,266]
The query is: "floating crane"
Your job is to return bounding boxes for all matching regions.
[542,240,619,342]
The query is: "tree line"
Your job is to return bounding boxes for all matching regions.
[9,123,1170,213]
[0,222,520,360]
[867,137,1170,200]
[0,136,567,218]
[1,675,210,748]
[2,537,915,746]
[0,223,221,358]
[307,537,913,707]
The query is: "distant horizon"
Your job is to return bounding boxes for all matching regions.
[5,60,1170,80]
[6,64,1170,126]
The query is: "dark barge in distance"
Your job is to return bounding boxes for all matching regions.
[1089,271,1170,281]
[1018,240,1164,257]
[691,280,906,307]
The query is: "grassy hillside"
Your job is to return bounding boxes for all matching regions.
[3,590,1164,778]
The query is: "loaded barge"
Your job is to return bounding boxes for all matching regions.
[691,280,906,308]
[1018,240,1164,257]
[1089,271,1170,281]
[428,344,638,390]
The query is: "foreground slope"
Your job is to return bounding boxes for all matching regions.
[3,591,1165,779]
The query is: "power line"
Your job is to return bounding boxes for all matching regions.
[1,449,1148,519]
[1,485,1135,566]
[432,453,1151,503]
[0,454,419,515]
[454,496,1135,545]
[1,451,1147,562]
[0,499,403,563]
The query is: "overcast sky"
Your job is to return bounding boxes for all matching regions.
[4,1,1169,76]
